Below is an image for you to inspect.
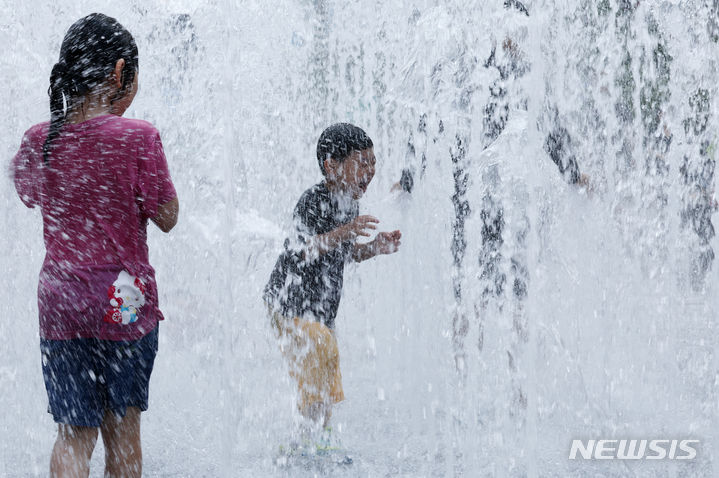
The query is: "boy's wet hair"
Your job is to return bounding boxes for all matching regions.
[43,13,139,164]
[316,123,373,175]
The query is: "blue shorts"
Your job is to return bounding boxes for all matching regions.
[40,325,159,427]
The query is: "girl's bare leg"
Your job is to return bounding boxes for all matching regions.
[50,424,99,478]
[100,407,142,478]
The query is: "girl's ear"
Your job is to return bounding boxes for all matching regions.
[112,59,126,89]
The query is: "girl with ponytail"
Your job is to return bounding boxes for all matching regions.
[11,13,178,477]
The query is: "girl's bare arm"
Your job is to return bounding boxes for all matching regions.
[151,197,179,233]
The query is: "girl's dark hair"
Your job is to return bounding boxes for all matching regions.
[316,123,373,176]
[43,13,139,163]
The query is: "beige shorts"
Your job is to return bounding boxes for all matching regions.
[269,309,344,413]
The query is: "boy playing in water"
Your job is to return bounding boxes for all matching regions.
[264,123,401,444]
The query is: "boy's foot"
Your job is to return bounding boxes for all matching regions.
[314,427,353,464]
[280,428,339,455]
[275,427,353,466]
[315,426,338,452]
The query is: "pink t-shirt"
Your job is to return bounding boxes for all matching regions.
[12,115,177,341]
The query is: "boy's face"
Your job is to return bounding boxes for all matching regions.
[326,148,376,200]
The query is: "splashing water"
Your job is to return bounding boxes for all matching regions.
[1,1,717,476]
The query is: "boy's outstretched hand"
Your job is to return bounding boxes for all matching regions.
[312,215,379,257]
[352,228,402,262]
[343,215,379,240]
[372,230,402,255]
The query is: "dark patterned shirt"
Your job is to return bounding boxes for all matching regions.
[263,181,358,329]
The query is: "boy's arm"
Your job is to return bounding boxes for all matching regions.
[352,242,376,263]
[351,230,402,263]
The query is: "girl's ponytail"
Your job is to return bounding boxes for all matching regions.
[43,62,69,164]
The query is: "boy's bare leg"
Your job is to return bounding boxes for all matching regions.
[303,402,332,429]
[322,405,332,428]
[100,407,142,478]
[50,424,99,478]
